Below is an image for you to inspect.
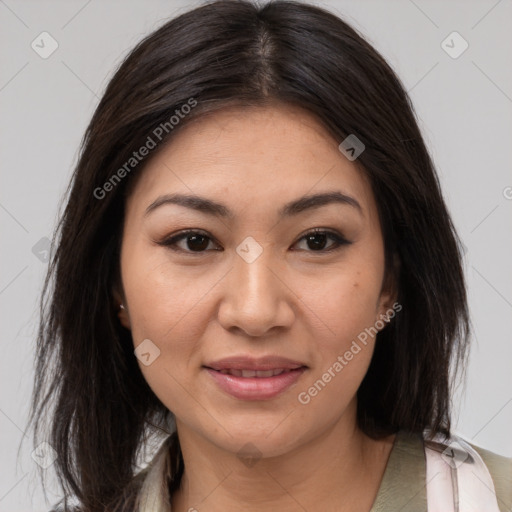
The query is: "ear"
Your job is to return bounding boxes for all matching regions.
[376,252,400,328]
[112,286,131,330]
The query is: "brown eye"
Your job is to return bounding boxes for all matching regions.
[293,229,351,252]
[182,233,210,251]
[158,230,220,253]
[304,232,330,250]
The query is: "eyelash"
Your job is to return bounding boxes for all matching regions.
[157,228,352,255]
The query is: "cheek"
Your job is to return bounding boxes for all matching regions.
[122,242,213,340]
[121,245,222,411]
[306,266,383,349]
[295,265,383,404]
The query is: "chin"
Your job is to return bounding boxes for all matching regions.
[200,421,307,460]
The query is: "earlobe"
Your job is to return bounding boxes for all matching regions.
[112,288,131,330]
[376,302,394,330]
[376,287,399,327]
[117,303,132,330]
[376,252,400,328]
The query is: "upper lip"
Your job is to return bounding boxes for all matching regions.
[204,356,307,371]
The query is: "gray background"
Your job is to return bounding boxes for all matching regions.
[1,0,511,510]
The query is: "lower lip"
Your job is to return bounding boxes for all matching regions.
[204,367,307,400]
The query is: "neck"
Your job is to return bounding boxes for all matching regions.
[170,401,395,512]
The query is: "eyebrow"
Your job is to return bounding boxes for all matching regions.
[144,190,362,219]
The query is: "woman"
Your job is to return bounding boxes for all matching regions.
[27,1,511,511]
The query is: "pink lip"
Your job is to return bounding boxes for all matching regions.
[204,367,307,400]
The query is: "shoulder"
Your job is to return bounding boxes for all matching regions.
[423,430,512,512]
[468,441,512,512]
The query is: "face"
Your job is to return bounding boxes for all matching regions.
[116,103,395,457]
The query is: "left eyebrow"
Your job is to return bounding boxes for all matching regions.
[144,190,362,219]
[279,191,362,217]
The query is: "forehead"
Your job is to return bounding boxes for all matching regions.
[125,103,376,219]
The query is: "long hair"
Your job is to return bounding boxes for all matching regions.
[26,1,470,510]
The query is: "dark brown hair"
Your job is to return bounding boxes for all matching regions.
[26,0,470,510]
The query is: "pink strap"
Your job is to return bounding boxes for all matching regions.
[425,431,501,512]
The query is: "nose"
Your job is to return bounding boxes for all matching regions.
[217,246,295,338]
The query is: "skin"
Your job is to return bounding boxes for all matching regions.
[115,103,397,512]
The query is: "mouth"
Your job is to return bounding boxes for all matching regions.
[203,364,307,400]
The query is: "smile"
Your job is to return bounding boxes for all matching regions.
[204,366,307,400]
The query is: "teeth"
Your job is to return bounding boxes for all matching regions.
[218,368,291,377]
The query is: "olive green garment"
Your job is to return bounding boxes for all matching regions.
[369,430,512,512]
[135,430,512,512]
